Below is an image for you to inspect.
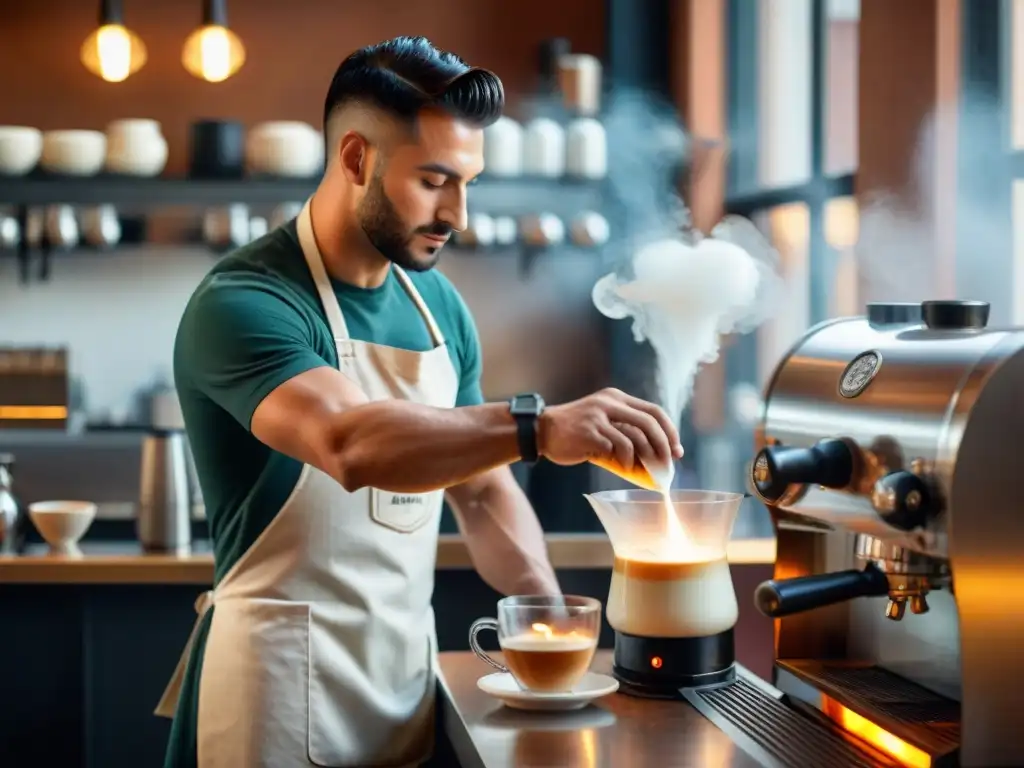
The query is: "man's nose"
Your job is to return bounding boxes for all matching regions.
[438,187,468,232]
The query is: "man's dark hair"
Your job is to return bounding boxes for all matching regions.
[323,36,504,139]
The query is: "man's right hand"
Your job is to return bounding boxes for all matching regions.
[537,388,683,474]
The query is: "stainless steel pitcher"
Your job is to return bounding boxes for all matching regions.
[137,429,192,553]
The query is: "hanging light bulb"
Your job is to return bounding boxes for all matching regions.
[182,0,246,83]
[80,0,147,83]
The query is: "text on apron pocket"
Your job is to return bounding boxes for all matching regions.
[369,488,440,533]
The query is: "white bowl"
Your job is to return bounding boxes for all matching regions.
[0,126,43,176]
[28,500,97,555]
[41,130,107,176]
[246,121,324,177]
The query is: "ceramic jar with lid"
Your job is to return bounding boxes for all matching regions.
[522,118,566,178]
[105,119,168,177]
[483,117,524,177]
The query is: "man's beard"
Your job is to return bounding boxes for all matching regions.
[357,173,451,272]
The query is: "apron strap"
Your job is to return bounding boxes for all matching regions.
[296,199,351,342]
[391,265,447,348]
[154,590,215,718]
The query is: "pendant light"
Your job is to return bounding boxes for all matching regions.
[182,0,246,83]
[80,0,148,83]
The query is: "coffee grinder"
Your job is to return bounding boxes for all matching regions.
[585,489,745,698]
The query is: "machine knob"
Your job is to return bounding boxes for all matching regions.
[871,470,932,531]
[751,439,854,503]
[921,300,990,330]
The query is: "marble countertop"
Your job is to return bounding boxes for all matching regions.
[0,535,776,584]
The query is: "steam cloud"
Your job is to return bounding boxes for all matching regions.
[588,89,783,428]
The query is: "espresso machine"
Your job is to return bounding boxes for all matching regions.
[744,300,1024,767]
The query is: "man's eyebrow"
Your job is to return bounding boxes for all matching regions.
[416,163,463,181]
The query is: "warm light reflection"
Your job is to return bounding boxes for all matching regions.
[822,696,932,768]
[0,406,68,420]
[531,621,553,638]
[578,729,597,768]
[529,622,590,641]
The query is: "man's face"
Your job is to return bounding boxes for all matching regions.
[357,109,485,272]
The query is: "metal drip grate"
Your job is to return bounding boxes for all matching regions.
[804,664,961,752]
[684,674,899,767]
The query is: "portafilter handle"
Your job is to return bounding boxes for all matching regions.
[754,563,890,618]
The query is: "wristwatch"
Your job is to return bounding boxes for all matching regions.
[509,393,546,464]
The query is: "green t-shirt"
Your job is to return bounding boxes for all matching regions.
[173,219,484,581]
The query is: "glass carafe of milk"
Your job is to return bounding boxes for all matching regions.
[584,489,743,638]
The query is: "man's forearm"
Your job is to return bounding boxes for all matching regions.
[329,401,520,493]
[448,469,561,597]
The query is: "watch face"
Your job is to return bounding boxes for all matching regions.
[511,394,542,415]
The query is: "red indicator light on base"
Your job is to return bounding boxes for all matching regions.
[650,656,663,669]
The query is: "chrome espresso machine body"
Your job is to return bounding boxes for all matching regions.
[750,300,1024,767]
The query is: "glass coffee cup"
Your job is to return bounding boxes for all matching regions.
[469,595,601,693]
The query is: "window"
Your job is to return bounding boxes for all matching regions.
[710,0,859,534]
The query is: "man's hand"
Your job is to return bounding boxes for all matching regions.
[537,388,683,475]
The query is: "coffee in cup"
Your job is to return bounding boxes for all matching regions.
[469,595,601,693]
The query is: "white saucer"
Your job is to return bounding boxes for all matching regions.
[477,672,619,711]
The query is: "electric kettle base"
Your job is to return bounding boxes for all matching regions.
[612,629,736,699]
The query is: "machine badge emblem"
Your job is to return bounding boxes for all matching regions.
[839,351,882,398]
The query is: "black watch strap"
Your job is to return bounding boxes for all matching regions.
[509,393,545,464]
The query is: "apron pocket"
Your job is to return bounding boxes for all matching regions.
[307,609,435,767]
[370,488,441,533]
[197,599,311,768]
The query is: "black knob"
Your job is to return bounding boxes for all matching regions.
[751,439,854,503]
[921,300,990,330]
[871,470,932,531]
[754,564,891,618]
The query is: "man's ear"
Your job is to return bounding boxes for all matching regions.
[337,131,369,186]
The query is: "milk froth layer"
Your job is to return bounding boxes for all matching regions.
[500,634,597,652]
[607,555,739,637]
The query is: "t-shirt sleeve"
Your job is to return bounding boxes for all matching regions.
[174,274,332,430]
[439,279,485,407]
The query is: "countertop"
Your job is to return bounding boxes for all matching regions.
[436,650,764,768]
[0,535,776,584]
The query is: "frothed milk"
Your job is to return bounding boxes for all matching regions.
[607,552,739,637]
[500,632,597,692]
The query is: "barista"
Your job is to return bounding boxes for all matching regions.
[159,36,682,768]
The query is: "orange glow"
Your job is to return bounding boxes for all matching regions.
[822,696,932,768]
[0,406,67,420]
[650,656,663,669]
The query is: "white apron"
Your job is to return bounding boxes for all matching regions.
[155,200,458,767]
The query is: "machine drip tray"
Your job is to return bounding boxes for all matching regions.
[683,667,902,767]
[776,660,961,760]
